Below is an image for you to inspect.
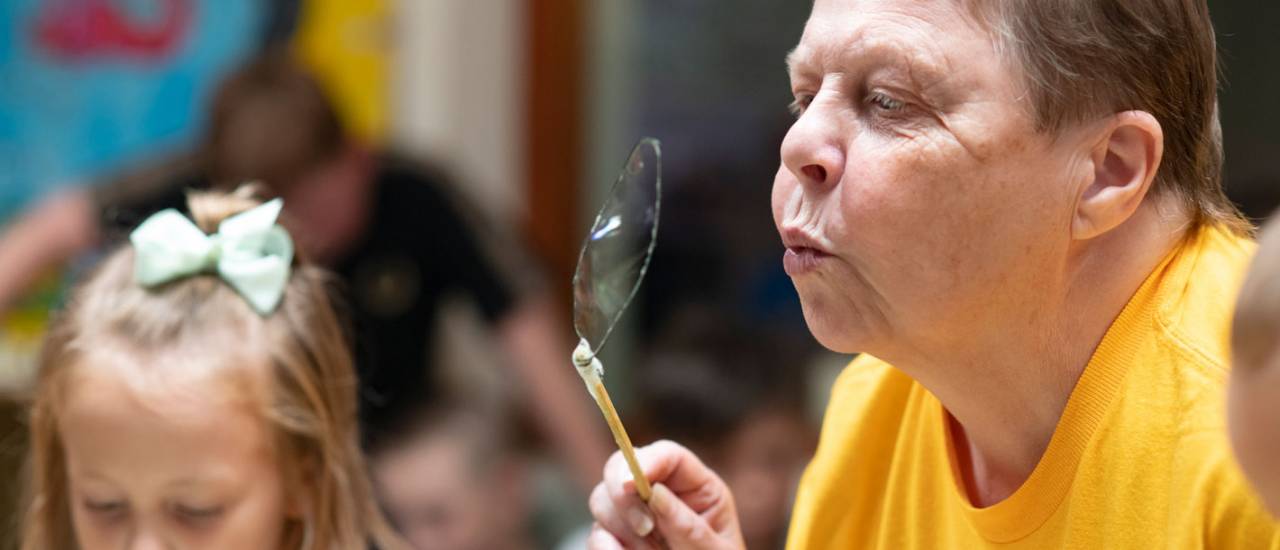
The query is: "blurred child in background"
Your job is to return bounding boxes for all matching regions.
[367,399,535,550]
[631,308,816,550]
[1230,212,1280,517]
[20,186,404,549]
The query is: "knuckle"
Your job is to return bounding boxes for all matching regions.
[604,452,630,483]
[588,484,612,519]
[600,452,618,479]
[650,439,687,455]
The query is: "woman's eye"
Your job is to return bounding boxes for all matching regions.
[788,94,814,118]
[867,92,905,112]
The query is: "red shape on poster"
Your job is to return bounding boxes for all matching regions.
[33,0,193,62]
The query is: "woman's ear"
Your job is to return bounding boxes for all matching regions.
[1072,110,1164,240]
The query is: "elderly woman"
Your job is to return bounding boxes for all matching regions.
[589,0,1280,548]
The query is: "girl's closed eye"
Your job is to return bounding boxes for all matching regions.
[81,497,129,520]
[172,501,226,525]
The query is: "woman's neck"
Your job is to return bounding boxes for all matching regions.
[910,197,1191,506]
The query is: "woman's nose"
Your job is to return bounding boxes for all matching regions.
[780,99,846,190]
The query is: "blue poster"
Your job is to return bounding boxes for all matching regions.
[0,0,265,221]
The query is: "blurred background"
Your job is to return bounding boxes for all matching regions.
[0,1,1276,548]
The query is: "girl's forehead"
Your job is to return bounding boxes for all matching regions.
[60,355,276,463]
[58,359,281,506]
[63,344,267,425]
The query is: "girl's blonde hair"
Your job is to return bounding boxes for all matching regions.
[21,186,404,549]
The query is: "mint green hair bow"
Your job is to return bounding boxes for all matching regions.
[129,198,294,315]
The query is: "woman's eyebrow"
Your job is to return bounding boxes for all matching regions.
[785,47,812,80]
[785,39,949,88]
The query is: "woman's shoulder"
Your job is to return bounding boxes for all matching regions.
[1151,223,1256,374]
[821,354,917,434]
[791,354,921,544]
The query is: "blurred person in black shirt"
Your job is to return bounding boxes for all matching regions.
[0,49,609,491]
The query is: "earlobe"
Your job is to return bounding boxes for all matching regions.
[284,455,318,520]
[286,489,310,519]
[1071,111,1164,240]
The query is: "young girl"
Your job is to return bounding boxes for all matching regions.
[21,186,404,549]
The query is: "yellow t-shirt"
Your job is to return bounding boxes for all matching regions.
[787,225,1280,549]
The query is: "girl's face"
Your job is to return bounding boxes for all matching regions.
[59,353,295,549]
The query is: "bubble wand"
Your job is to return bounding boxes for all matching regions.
[571,138,662,501]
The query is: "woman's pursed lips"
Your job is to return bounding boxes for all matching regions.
[780,227,832,276]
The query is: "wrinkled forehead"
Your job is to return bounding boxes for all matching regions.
[793,0,997,76]
[808,0,986,30]
[790,0,1025,115]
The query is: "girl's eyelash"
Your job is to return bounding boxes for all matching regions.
[174,503,224,520]
[83,499,127,515]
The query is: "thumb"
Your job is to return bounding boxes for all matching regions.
[649,483,719,547]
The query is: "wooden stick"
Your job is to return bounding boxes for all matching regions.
[591,379,653,502]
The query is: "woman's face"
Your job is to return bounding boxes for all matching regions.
[772,0,1090,356]
[59,353,294,550]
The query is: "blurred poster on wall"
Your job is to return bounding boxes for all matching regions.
[0,0,265,390]
[0,0,266,221]
[0,0,390,388]
[292,0,389,144]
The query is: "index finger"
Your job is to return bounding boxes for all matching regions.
[605,440,722,497]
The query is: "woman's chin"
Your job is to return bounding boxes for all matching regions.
[799,298,873,354]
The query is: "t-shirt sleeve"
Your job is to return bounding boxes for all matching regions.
[383,168,516,323]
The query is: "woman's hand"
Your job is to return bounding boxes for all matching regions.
[587,440,746,549]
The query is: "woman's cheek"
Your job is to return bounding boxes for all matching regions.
[771,166,797,225]
[841,151,944,230]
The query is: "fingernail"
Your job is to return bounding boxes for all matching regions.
[650,483,672,513]
[627,507,654,537]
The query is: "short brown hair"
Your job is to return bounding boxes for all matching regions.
[22,186,404,549]
[970,0,1249,233]
[204,49,346,191]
